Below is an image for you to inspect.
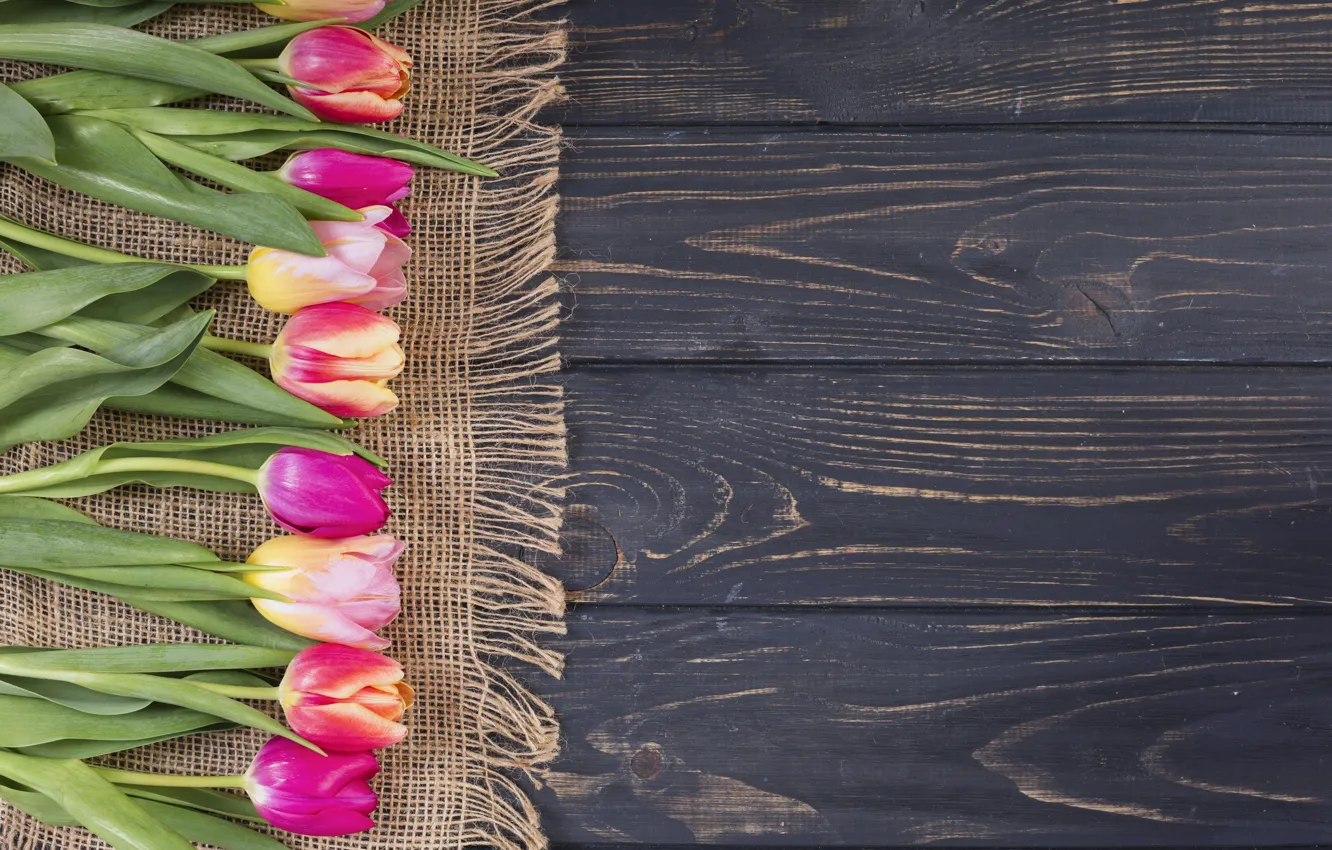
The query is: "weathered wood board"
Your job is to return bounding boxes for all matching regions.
[529,367,1332,607]
[534,609,1332,845]
[559,128,1332,363]
[560,0,1332,125]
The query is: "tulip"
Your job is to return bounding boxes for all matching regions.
[278,27,413,124]
[271,303,404,418]
[277,150,414,238]
[257,447,392,537]
[98,738,382,838]
[254,0,387,24]
[245,738,380,836]
[279,644,414,749]
[245,534,403,649]
[247,205,410,314]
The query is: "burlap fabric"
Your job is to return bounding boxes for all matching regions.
[0,2,566,848]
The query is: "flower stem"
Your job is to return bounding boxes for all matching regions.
[94,768,247,789]
[92,457,261,487]
[0,217,248,279]
[202,335,274,360]
[192,682,282,700]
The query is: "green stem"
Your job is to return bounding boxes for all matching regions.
[192,682,281,700]
[0,217,248,280]
[92,457,260,486]
[202,335,274,360]
[94,768,247,790]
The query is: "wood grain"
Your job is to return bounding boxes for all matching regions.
[560,0,1332,125]
[526,367,1332,606]
[558,128,1332,364]
[533,609,1332,845]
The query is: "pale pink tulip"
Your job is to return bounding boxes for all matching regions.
[278,27,412,123]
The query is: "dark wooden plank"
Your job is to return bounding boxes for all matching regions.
[558,128,1332,364]
[529,366,1332,606]
[534,609,1332,845]
[560,0,1332,125]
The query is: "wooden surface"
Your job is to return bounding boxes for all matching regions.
[537,1,1332,846]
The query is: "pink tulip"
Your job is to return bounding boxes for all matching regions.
[271,303,404,419]
[254,0,387,24]
[278,27,412,124]
[279,644,414,749]
[245,534,403,650]
[277,150,414,238]
[256,447,391,537]
[247,205,410,314]
[244,738,380,837]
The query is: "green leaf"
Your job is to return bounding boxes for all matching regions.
[0,643,294,674]
[0,0,173,26]
[83,107,499,176]
[0,83,54,163]
[0,515,215,567]
[0,495,97,524]
[0,658,313,750]
[14,723,235,759]
[40,315,343,430]
[132,129,361,221]
[137,801,290,850]
[0,695,221,747]
[10,116,325,255]
[122,786,261,822]
[0,237,88,271]
[107,381,349,429]
[121,598,315,651]
[0,750,196,850]
[0,311,209,450]
[0,673,152,715]
[8,21,332,116]
[6,563,286,601]
[0,263,211,335]
[0,425,383,499]
[0,23,315,119]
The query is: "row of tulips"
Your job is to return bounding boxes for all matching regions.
[0,2,462,848]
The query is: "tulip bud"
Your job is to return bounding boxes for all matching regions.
[255,0,386,24]
[279,644,414,749]
[278,26,412,124]
[245,534,403,649]
[277,150,414,237]
[244,737,380,836]
[247,206,410,314]
[256,447,391,537]
[272,303,404,419]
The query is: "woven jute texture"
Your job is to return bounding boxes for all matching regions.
[0,2,567,848]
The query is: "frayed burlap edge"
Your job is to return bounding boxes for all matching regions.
[424,1,567,847]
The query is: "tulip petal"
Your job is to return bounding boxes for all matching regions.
[247,247,379,315]
[256,0,385,24]
[259,807,376,838]
[284,644,405,699]
[288,702,408,750]
[279,377,401,418]
[279,303,402,360]
[291,89,405,124]
[252,600,392,650]
[379,207,412,238]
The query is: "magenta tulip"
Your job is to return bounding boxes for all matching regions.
[278,27,413,124]
[277,150,414,237]
[271,303,404,419]
[244,738,380,836]
[279,644,414,749]
[257,447,391,537]
[244,535,403,650]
